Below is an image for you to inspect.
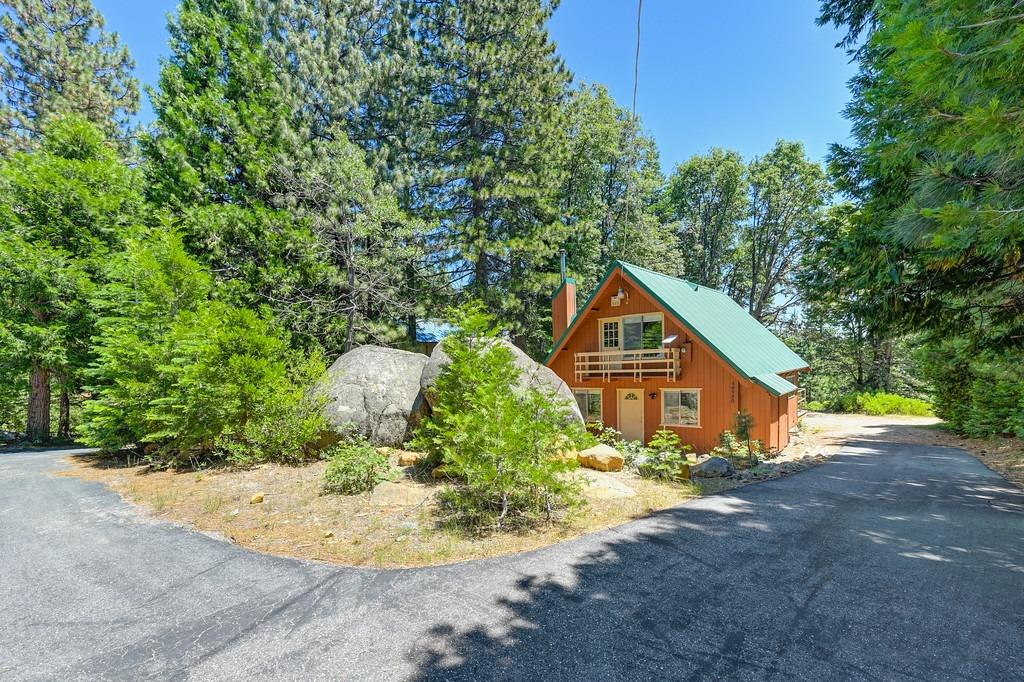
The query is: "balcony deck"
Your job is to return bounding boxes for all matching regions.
[574,347,682,382]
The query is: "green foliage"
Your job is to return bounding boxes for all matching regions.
[414,303,587,531]
[822,1,1024,435]
[661,148,747,289]
[919,345,1024,437]
[401,0,576,356]
[834,392,933,417]
[805,400,827,412]
[559,83,680,296]
[0,115,143,440]
[0,0,139,153]
[321,437,392,495]
[639,430,693,482]
[80,228,330,467]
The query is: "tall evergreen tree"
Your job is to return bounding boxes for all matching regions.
[0,0,138,153]
[403,0,573,354]
[0,116,143,441]
[819,0,1024,434]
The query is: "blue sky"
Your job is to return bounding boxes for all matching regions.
[93,0,855,170]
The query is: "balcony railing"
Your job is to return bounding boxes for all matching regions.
[574,348,682,382]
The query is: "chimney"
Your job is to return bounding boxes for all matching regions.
[552,250,576,340]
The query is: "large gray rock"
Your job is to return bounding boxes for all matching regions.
[320,345,429,447]
[693,455,734,478]
[419,337,583,422]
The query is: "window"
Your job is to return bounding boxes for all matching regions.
[662,389,700,427]
[623,314,663,351]
[573,389,603,422]
[601,321,620,350]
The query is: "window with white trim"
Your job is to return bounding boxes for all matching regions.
[622,313,663,351]
[573,389,603,422]
[662,389,699,426]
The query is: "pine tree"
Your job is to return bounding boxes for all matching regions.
[0,116,143,441]
[271,126,419,353]
[402,0,573,354]
[0,0,138,153]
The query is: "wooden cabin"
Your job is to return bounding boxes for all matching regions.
[546,261,808,453]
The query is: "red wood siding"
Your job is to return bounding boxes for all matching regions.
[548,270,791,454]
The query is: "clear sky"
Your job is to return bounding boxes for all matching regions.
[93,0,855,170]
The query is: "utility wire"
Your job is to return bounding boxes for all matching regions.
[622,0,643,255]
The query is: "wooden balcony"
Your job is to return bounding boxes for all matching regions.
[574,348,682,382]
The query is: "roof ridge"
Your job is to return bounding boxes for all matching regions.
[617,260,727,296]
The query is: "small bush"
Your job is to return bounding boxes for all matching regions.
[804,399,827,412]
[639,429,692,481]
[834,391,932,416]
[712,429,765,467]
[321,437,392,495]
[413,303,587,532]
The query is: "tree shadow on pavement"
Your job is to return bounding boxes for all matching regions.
[407,439,1024,681]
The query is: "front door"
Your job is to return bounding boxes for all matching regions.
[617,389,645,442]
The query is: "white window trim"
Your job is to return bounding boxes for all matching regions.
[572,388,603,422]
[661,388,702,428]
[599,313,664,351]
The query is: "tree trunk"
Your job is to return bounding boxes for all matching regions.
[26,363,51,442]
[58,385,71,441]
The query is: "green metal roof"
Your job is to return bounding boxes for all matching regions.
[548,261,807,396]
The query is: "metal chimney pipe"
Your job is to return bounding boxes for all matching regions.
[559,249,567,282]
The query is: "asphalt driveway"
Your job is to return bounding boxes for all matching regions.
[1,434,1022,681]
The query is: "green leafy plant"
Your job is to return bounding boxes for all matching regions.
[733,410,758,464]
[321,437,392,495]
[79,228,332,468]
[834,391,932,417]
[414,303,587,532]
[638,429,693,482]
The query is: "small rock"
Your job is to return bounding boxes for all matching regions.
[229,508,240,517]
[323,530,334,538]
[577,444,625,472]
[692,456,734,478]
[397,451,424,467]
[250,493,265,504]
[431,465,450,479]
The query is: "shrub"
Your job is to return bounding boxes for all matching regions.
[639,429,692,481]
[804,399,827,412]
[834,391,932,416]
[712,429,764,466]
[321,437,392,495]
[80,228,332,468]
[413,303,587,531]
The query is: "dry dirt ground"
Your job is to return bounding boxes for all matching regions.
[61,412,1022,568]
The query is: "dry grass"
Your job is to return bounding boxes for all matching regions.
[60,453,703,568]
[64,412,1015,569]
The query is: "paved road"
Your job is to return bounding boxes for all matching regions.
[1,438,1022,681]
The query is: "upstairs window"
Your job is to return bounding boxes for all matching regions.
[623,313,663,351]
